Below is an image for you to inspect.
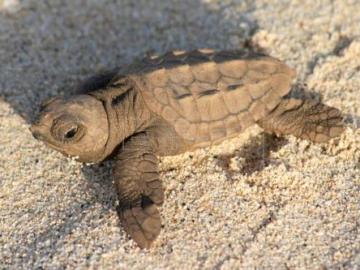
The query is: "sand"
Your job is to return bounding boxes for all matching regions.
[0,0,359,269]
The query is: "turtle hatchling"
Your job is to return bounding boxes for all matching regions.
[30,49,345,248]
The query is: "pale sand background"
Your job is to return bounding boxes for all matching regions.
[0,0,359,269]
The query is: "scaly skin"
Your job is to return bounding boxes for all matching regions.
[30,49,345,249]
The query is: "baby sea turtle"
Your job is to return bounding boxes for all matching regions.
[30,49,344,248]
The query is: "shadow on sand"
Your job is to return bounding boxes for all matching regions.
[0,0,267,264]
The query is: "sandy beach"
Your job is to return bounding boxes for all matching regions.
[0,0,359,269]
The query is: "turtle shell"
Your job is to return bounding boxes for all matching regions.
[128,49,296,146]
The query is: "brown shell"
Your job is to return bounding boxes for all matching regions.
[129,49,296,146]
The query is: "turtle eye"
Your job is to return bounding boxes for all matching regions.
[51,115,84,143]
[64,126,78,140]
[59,124,84,142]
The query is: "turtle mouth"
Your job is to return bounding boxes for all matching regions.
[44,141,66,153]
[29,123,48,141]
[30,125,71,156]
[31,129,45,141]
[43,141,84,162]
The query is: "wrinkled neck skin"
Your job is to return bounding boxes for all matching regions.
[89,80,153,163]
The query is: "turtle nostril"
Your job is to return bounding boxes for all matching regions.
[32,131,41,140]
[30,127,44,140]
[31,118,41,126]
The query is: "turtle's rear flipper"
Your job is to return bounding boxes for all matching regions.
[257,98,344,143]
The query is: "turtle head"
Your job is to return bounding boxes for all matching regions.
[30,95,109,163]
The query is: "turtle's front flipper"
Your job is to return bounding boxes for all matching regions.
[257,98,344,143]
[113,133,163,249]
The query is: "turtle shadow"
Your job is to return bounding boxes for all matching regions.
[0,0,259,123]
[287,83,323,102]
[343,114,360,129]
[215,133,288,179]
[80,161,118,212]
[0,0,260,266]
